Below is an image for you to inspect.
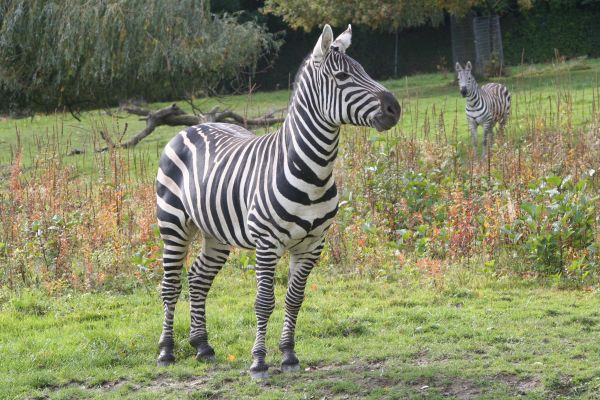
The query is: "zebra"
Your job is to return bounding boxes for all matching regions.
[155,24,401,378]
[455,61,511,160]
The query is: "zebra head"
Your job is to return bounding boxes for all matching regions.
[455,61,475,97]
[306,24,401,132]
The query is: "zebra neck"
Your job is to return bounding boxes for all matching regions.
[466,84,482,107]
[279,100,340,184]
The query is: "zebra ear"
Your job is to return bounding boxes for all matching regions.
[312,24,334,62]
[331,24,352,53]
[465,61,473,71]
[455,62,463,72]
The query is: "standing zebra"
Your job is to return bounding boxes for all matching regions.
[155,24,400,378]
[455,61,511,159]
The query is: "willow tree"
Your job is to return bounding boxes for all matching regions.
[0,0,281,112]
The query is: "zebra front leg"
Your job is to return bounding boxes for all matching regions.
[188,237,230,362]
[157,221,194,367]
[482,122,493,160]
[279,242,323,372]
[468,119,479,160]
[249,246,281,379]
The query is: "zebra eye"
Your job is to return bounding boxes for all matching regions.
[334,72,350,81]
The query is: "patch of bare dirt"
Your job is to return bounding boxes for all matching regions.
[138,373,211,393]
[411,349,450,367]
[36,360,544,399]
[96,378,128,391]
[36,374,215,398]
[442,378,483,399]
[412,372,542,399]
[494,373,542,395]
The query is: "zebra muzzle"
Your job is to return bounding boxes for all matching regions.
[372,91,401,132]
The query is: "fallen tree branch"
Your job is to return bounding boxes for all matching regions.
[69,102,286,155]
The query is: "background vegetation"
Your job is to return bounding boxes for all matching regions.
[256,0,600,89]
[1,57,599,293]
[1,1,599,398]
[0,0,280,113]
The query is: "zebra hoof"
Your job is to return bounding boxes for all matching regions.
[281,362,300,372]
[249,360,269,380]
[196,353,216,362]
[158,336,175,367]
[281,351,300,372]
[157,352,175,367]
[249,369,270,379]
[195,345,216,362]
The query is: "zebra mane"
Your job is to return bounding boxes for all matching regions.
[289,48,347,103]
[289,54,312,103]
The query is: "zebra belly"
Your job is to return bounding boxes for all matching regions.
[184,177,339,251]
[466,107,486,126]
[246,195,339,252]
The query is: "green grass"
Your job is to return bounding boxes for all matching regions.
[1,268,599,399]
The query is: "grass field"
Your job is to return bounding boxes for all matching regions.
[1,57,600,399]
[1,269,599,399]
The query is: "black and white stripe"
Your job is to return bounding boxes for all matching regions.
[155,24,400,377]
[456,61,511,159]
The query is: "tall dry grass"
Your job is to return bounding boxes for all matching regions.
[1,80,599,293]
[0,125,160,292]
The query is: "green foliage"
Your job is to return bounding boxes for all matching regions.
[502,7,600,64]
[0,0,281,112]
[331,117,600,281]
[262,0,565,32]
[262,0,479,31]
[502,175,599,276]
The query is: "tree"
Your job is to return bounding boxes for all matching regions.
[262,0,484,31]
[262,0,600,32]
[0,0,281,113]
[263,0,600,32]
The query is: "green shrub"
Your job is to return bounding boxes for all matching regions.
[502,175,599,276]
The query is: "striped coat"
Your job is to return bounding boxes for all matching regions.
[456,61,511,159]
[155,24,400,378]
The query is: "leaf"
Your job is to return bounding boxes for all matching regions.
[546,175,562,187]
[560,175,572,189]
[575,179,587,192]
[520,202,537,218]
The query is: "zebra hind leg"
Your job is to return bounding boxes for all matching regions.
[498,119,507,140]
[157,217,196,367]
[188,237,230,362]
[250,245,282,379]
[279,243,323,372]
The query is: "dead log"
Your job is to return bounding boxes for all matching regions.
[70,103,286,154]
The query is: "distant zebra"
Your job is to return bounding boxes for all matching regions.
[155,24,400,378]
[455,61,511,159]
